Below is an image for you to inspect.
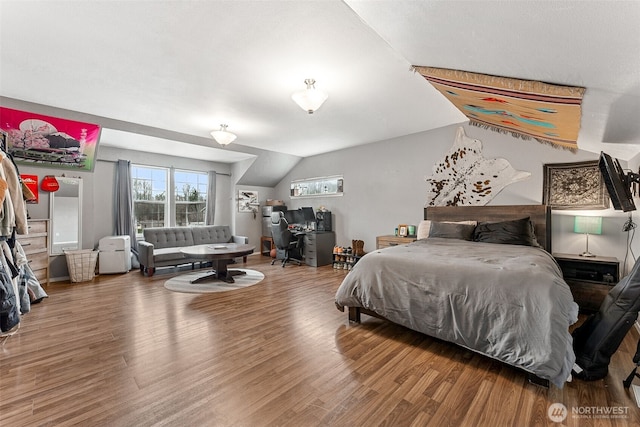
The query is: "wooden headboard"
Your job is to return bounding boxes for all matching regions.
[424,205,552,252]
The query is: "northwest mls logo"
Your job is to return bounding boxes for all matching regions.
[548,403,630,422]
[548,403,568,422]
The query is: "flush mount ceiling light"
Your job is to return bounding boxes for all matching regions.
[291,78,328,114]
[210,124,237,146]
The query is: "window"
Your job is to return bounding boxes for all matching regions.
[132,165,168,232]
[132,166,209,233]
[290,175,343,198]
[174,169,208,226]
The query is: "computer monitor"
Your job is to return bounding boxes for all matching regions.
[283,210,298,225]
[300,207,316,222]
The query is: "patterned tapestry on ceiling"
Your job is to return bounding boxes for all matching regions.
[425,127,530,207]
[414,66,585,151]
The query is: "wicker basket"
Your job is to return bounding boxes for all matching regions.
[65,249,99,282]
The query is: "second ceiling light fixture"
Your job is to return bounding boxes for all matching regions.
[292,78,328,114]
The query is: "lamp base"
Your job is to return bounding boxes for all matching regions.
[579,251,596,257]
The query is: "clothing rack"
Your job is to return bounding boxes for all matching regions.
[0,147,48,337]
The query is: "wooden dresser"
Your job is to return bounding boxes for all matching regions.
[17,219,49,286]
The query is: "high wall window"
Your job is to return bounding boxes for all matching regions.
[290,175,344,198]
[132,165,208,233]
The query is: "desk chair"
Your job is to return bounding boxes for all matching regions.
[270,212,303,267]
[573,256,640,381]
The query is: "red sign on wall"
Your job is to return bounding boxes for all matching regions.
[20,174,39,204]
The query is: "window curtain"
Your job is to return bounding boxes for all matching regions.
[205,171,217,225]
[115,159,139,266]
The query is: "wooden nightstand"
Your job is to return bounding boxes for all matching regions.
[376,235,417,249]
[554,253,620,312]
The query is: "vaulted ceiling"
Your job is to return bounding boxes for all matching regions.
[1,1,639,185]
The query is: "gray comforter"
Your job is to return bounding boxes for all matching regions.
[335,238,579,388]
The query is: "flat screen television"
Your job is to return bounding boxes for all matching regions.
[598,151,639,212]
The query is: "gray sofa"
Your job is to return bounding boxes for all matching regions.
[138,225,249,276]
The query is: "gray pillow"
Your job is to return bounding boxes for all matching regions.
[429,221,476,241]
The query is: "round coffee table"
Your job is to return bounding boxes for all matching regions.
[180,243,255,283]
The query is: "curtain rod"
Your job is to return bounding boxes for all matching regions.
[97,158,231,176]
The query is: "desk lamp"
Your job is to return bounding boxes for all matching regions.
[574,216,602,257]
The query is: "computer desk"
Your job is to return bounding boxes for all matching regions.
[263,229,335,267]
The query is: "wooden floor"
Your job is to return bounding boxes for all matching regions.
[1,255,639,426]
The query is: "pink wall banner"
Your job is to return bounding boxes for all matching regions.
[0,106,101,172]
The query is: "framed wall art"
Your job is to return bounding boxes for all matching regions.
[542,161,609,210]
[238,190,259,213]
[0,106,101,172]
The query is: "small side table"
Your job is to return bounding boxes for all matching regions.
[554,252,620,312]
[260,236,274,256]
[376,235,417,249]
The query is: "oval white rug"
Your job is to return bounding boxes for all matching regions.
[164,268,265,293]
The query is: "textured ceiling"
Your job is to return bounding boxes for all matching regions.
[1,0,639,172]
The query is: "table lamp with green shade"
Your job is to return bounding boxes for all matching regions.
[574,216,602,257]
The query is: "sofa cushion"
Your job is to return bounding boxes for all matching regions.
[153,247,188,263]
[192,225,233,245]
[143,227,195,249]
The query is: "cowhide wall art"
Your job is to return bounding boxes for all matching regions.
[425,127,531,206]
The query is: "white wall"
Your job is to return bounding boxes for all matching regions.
[274,124,631,269]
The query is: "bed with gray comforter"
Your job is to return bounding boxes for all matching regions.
[335,237,579,388]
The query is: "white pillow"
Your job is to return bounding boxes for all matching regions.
[417,220,477,240]
[417,220,431,240]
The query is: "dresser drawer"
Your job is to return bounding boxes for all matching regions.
[304,244,317,265]
[27,252,49,271]
[32,267,48,283]
[26,220,48,234]
[18,235,48,254]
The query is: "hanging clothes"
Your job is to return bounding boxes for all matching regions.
[14,240,48,312]
[0,266,19,333]
[0,148,45,333]
[0,151,28,235]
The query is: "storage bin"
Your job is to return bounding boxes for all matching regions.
[65,249,99,282]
